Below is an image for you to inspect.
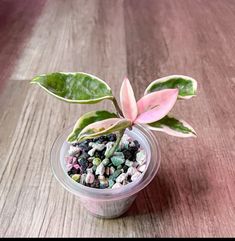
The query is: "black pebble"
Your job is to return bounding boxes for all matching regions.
[98,136,107,143]
[107,134,116,141]
[79,158,88,173]
[70,168,78,175]
[81,152,89,160]
[123,165,129,172]
[129,146,138,153]
[78,143,91,152]
[134,140,140,149]
[127,175,132,182]
[123,149,133,160]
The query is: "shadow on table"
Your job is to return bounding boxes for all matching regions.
[124,159,211,218]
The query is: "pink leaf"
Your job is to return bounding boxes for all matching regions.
[120,77,138,121]
[135,89,178,124]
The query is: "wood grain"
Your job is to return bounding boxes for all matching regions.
[0,0,234,237]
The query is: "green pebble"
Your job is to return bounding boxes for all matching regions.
[124,143,129,149]
[71,174,80,182]
[113,170,122,177]
[92,158,101,166]
[109,169,122,181]
[108,179,115,188]
[102,158,110,166]
[111,155,125,166]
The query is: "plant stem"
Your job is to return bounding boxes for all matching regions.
[112,98,123,117]
[105,129,125,158]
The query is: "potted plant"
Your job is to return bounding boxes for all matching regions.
[31,72,197,218]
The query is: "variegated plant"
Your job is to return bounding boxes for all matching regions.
[31,72,197,158]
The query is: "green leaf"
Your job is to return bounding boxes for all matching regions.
[78,118,131,142]
[31,72,113,103]
[67,110,117,142]
[147,115,197,137]
[145,75,197,99]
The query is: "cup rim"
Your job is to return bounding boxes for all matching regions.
[50,123,161,201]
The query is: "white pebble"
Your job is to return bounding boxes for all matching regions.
[68,146,80,156]
[88,143,106,156]
[125,160,134,167]
[127,166,137,176]
[136,150,146,165]
[129,141,135,147]
[104,142,114,156]
[137,164,147,173]
[112,183,122,189]
[115,173,127,183]
[88,148,96,156]
[95,163,105,175]
[85,172,95,184]
[80,174,87,184]
[131,171,142,181]
[120,134,131,148]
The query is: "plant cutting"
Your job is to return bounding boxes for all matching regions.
[31,72,197,189]
[31,72,197,218]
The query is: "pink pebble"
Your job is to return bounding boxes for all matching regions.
[65,156,73,164]
[73,164,80,170]
[66,163,73,171]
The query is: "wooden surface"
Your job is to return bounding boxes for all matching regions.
[0,0,234,237]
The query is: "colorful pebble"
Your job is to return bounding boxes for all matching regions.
[111,153,125,166]
[92,157,101,166]
[137,164,147,173]
[136,149,146,165]
[131,171,142,181]
[125,160,134,167]
[85,172,95,184]
[68,146,81,156]
[104,141,114,156]
[71,174,80,182]
[127,166,137,176]
[115,173,127,183]
[99,179,109,189]
[66,133,146,189]
[95,163,105,176]
[101,158,110,166]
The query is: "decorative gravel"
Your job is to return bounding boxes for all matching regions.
[65,133,146,189]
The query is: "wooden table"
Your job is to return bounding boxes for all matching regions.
[0,0,234,237]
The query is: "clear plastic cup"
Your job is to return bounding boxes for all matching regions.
[50,124,161,219]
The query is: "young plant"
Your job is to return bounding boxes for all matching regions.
[31,72,197,158]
